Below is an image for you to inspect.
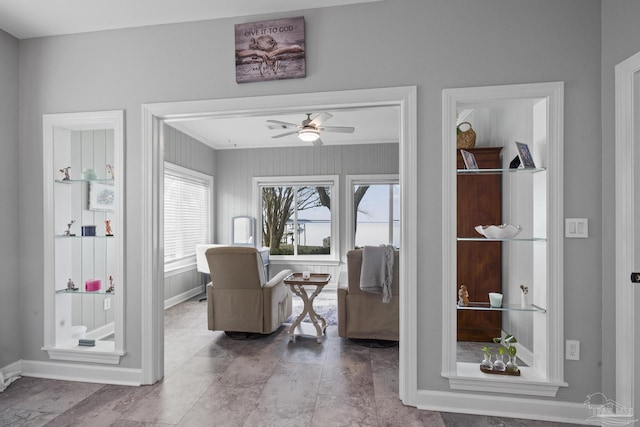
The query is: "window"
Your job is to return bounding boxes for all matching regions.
[346,175,400,249]
[254,175,339,261]
[164,162,213,272]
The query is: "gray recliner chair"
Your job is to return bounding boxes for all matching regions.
[337,249,399,341]
[205,246,292,334]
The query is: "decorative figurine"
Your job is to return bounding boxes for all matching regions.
[67,278,78,291]
[59,166,71,181]
[106,275,115,293]
[105,219,113,236]
[458,284,469,306]
[64,220,76,236]
[106,164,115,180]
[520,284,529,308]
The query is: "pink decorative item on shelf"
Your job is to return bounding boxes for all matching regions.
[85,279,101,292]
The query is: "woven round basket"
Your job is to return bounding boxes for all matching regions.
[456,122,476,149]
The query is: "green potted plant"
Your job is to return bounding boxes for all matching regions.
[504,335,519,372]
[492,337,507,371]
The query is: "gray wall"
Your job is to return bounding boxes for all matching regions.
[0,29,20,368]
[216,143,399,278]
[601,0,640,400]
[163,125,216,302]
[15,0,603,402]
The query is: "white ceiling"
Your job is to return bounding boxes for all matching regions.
[167,106,399,150]
[0,0,381,40]
[0,0,396,150]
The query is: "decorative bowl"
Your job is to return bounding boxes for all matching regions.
[475,224,521,239]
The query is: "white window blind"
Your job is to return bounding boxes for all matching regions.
[164,163,212,269]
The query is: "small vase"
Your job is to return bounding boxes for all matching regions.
[521,293,527,308]
[493,354,506,371]
[506,355,519,373]
[481,353,493,369]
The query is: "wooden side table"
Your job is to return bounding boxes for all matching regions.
[284,273,331,343]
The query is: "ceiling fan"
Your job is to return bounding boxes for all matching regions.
[266,112,355,146]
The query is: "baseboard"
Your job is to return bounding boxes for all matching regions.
[413,389,596,425]
[1,360,21,374]
[0,360,22,381]
[20,359,142,386]
[164,286,203,309]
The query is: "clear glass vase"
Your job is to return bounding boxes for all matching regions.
[481,353,494,369]
[506,355,519,373]
[493,353,506,371]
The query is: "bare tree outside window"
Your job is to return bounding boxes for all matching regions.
[261,185,334,255]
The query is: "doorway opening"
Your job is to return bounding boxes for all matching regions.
[140,87,418,405]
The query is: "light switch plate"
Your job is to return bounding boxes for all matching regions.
[565,218,588,238]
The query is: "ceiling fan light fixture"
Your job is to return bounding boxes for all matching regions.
[298,128,320,142]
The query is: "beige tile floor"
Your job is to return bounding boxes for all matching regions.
[0,293,580,426]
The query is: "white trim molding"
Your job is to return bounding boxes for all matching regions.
[414,389,593,425]
[441,82,565,397]
[141,87,419,397]
[20,359,142,386]
[614,50,640,410]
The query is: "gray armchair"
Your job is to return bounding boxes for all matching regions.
[337,249,399,341]
[205,246,292,334]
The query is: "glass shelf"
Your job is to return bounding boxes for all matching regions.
[457,167,546,175]
[457,302,546,313]
[55,235,115,239]
[457,237,547,242]
[55,178,114,184]
[56,289,114,295]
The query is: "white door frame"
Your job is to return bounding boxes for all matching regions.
[140,87,419,404]
[614,51,640,410]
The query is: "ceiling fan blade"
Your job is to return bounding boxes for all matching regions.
[309,112,333,127]
[312,138,323,147]
[318,126,355,133]
[271,130,299,138]
[266,119,298,130]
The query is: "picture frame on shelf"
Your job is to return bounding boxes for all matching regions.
[515,141,536,168]
[460,150,478,169]
[89,182,116,212]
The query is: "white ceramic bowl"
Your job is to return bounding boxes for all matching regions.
[475,224,521,239]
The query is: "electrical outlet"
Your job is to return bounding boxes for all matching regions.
[566,340,580,360]
[104,297,111,311]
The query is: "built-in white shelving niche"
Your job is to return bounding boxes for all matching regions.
[441,82,566,397]
[43,110,125,364]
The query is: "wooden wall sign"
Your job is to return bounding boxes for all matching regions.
[235,16,306,83]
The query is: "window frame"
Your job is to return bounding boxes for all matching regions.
[253,175,340,264]
[345,174,400,250]
[163,161,214,274]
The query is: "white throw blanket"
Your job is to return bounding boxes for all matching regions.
[359,245,394,303]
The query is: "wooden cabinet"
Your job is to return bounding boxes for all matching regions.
[456,147,502,342]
